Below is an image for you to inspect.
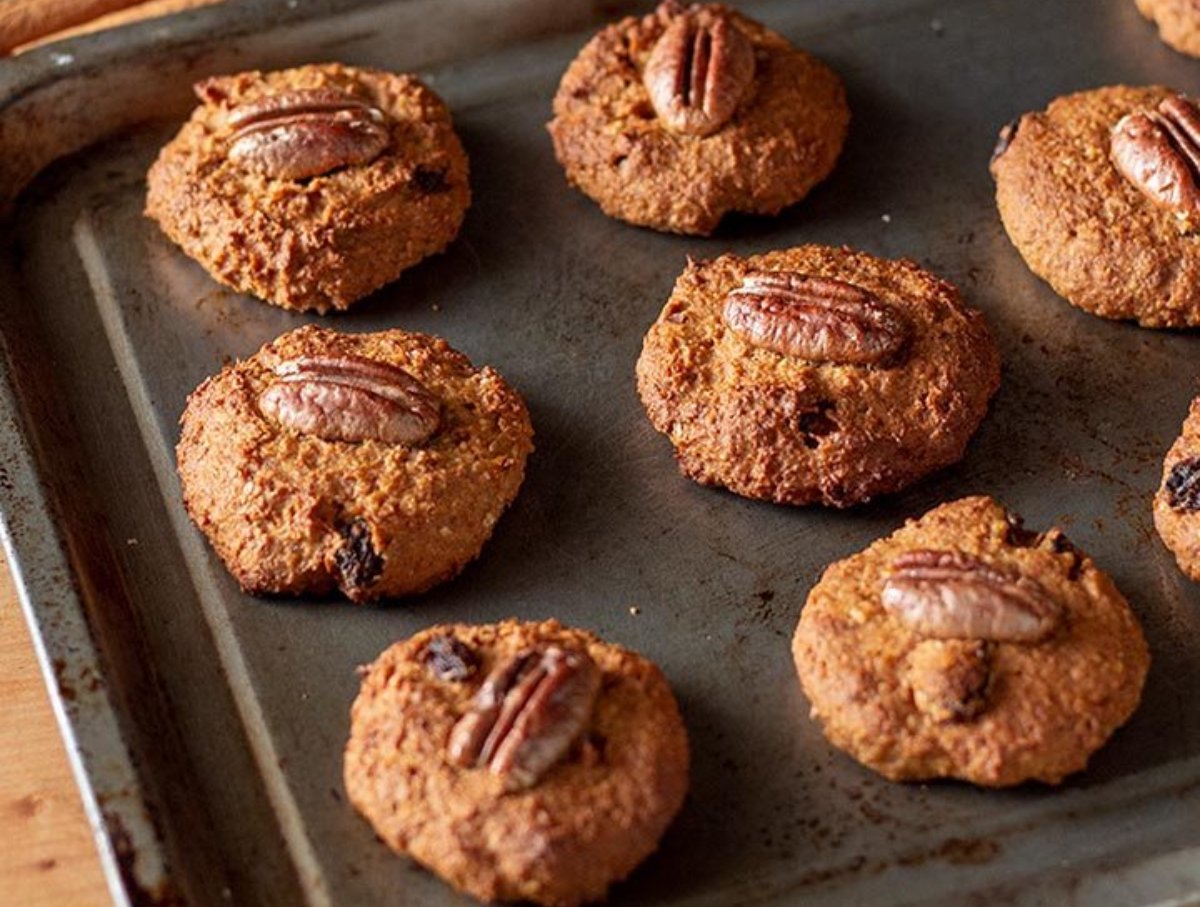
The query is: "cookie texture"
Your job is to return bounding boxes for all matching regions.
[793,496,1150,786]
[1154,396,1200,580]
[547,1,849,235]
[177,325,532,602]
[991,84,1200,327]
[635,245,1000,507]
[344,620,690,907]
[146,63,470,312]
[1135,0,1200,57]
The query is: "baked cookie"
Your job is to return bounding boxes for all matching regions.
[146,63,469,312]
[547,1,848,235]
[344,619,690,906]
[1154,395,1200,579]
[793,496,1150,786]
[176,325,532,602]
[1135,0,1200,57]
[991,85,1200,327]
[635,245,1000,507]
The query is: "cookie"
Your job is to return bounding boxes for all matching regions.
[1154,395,1200,580]
[635,245,1000,507]
[1135,0,1200,57]
[793,496,1150,786]
[547,1,849,235]
[176,325,532,602]
[991,85,1200,327]
[344,619,690,907]
[145,63,470,313]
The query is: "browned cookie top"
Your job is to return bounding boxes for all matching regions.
[176,325,532,603]
[146,63,469,312]
[1135,0,1200,57]
[1154,396,1200,581]
[344,620,690,907]
[547,1,848,235]
[793,496,1150,787]
[992,84,1200,327]
[636,245,1000,507]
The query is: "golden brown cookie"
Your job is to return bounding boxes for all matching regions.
[1135,0,1200,57]
[1154,396,1200,579]
[547,1,849,235]
[793,496,1150,786]
[146,63,470,313]
[344,620,690,907]
[991,85,1200,328]
[176,325,532,602]
[635,245,1000,507]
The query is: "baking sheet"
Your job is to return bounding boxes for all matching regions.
[3,0,1200,904]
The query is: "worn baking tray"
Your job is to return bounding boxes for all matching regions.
[3,0,1200,904]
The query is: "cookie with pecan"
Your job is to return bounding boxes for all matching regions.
[793,496,1150,786]
[1154,396,1200,580]
[1135,0,1200,57]
[176,325,532,602]
[991,84,1200,327]
[635,245,1000,507]
[146,63,469,312]
[546,1,849,235]
[344,619,689,906]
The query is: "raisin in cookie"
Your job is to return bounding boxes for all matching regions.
[547,1,848,235]
[146,63,469,312]
[635,245,1000,507]
[1135,0,1200,57]
[1154,396,1200,579]
[793,496,1150,786]
[992,85,1200,327]
[344,620,690,906]
[176,325,532,602]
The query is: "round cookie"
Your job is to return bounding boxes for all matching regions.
[344,619,690,907]
[1135,0,1200,57]
[546,1,849,235]
[991,84,1200,328]
[176,325,532,602]
[1154,395,1200,580]
[793,496,1150,787]
[635,245,1000,507]
[146,63,470,313]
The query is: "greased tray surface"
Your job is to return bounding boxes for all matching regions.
[3,0,1200,904]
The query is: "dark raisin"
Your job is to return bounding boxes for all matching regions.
[423,635,478,682]
[334,518,383,593]
[410,165,450,194]
[1166,457,1200,511]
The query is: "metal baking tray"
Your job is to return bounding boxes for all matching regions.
[3,0,1200,903]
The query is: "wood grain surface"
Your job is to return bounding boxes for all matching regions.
[4,0,225,55]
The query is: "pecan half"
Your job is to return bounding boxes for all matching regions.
[224,88,390,180]
[881,550,1061,643]
[906,639,991,723]
[447,646,601,791]
[1111,95,1200,223]
[643,12,755,137]
[724,271,909,366]
[1165,456,1200,512]
[258,355,439,446]
[424,635,479,683]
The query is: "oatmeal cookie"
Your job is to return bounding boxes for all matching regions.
[547,1,848,235]
[635,245,1000,507]
[146,62,469,312]
[793,496,1150,786]
[1135,0,1200,57]
[344,619,690,906]
[176,325,532,602]
[1154,396,1200,580]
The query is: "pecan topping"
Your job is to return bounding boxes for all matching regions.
[424,635,479,682]
[224,88,390,180]
[881,550,1061,643]
[447,646,601,791]
[1111,95,1200,223]
[1165,456,1200,511]
[258,355,439,446]
[643,12,755,137]
[724,271,909,366]
[907,639,991,723]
